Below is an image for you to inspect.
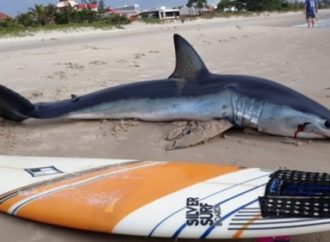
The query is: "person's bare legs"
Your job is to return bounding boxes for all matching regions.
[306,17,312,28]
[311,17,315,28]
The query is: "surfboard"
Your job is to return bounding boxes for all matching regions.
[0,155,329,239]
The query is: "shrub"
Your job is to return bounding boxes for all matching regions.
[101,15,130,25]
[54,12,69,24]
[16,12,35,27]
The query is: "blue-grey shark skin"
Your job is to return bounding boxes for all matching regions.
[0,34,330,138]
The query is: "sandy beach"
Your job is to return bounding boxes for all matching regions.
[1,10,330,242]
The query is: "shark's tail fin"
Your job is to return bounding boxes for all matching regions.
[0,84,35,122]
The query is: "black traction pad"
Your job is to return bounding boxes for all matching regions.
[270,170,330,184]
[266,170,330,197]
[260,169,330,218]
[259,196,330,218]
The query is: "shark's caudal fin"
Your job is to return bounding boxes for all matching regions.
[169,34,210,80]
[0,85,35,122]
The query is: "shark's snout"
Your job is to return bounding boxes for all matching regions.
[313,119,330,138]
[288,117,330,139]
[257,103,330,139]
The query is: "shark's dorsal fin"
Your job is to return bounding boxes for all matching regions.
[169,34,209,80]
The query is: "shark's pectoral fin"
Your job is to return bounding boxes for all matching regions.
[169,34,209,81]
[164,120,233,150]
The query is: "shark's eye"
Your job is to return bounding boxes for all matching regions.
[325,120,330,129]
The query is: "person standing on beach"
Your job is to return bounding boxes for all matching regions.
[304,0,318,28]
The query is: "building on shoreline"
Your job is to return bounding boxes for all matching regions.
[140,6,180,19]
[105,4,140,19]
[0,12,10,22]
[140,5,215,20]
[179,5,214,16]
[56,0,98,12]
[57,0,77,9]
[76,3,98,11]
[54,1,214,21]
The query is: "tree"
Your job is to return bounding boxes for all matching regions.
[44,4,57,24]
[54,12,69,25]
[186,0,208,14]
[218,0,232,12]
[243,0,263,11]
[217,0,297,12]
[217,0,245,12]
[98,0,106,13]
[29,4,47,25]
[187,0,208,8]
[319,0,330,8]
[16,12,35,26]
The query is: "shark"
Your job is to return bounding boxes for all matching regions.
[0,34,330,148]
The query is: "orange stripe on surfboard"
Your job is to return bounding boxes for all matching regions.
[0,161,151,212]
[232,214,262,239]
[4,162,239,233]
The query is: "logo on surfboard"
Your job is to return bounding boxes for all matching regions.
[25,166,63,177]
[186,197,222,226]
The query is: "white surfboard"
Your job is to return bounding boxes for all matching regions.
[0,155,329,239]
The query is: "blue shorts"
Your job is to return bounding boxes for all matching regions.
[306,12,315,19]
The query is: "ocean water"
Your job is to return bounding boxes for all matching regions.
[293,18,330,28]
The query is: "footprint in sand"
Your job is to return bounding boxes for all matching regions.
[64,62,85,70]
[130,63,140,68]
[47,71,68,80]
[28,91,43,100]
[84,45,99,50]
[133,53,146,59]
[202,40,212,45]
[117,59,128,64]
[110,120,140,141]
[148,50,160,54]
[89,60,107,65]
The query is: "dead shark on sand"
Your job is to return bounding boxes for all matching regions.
[0,34,330,149]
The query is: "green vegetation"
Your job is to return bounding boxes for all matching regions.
[187,0,208,9]
[187,0,208,15]
[319,0,330,8]
[217,0,303,12]
[0,3,130,37]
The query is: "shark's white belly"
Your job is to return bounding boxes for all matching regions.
[65,92,233,121]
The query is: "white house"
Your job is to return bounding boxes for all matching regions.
[56,0,78,9]
[140,6,180,19]
[110,4,140,19]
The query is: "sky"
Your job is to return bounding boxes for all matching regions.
[0,0,220,17]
